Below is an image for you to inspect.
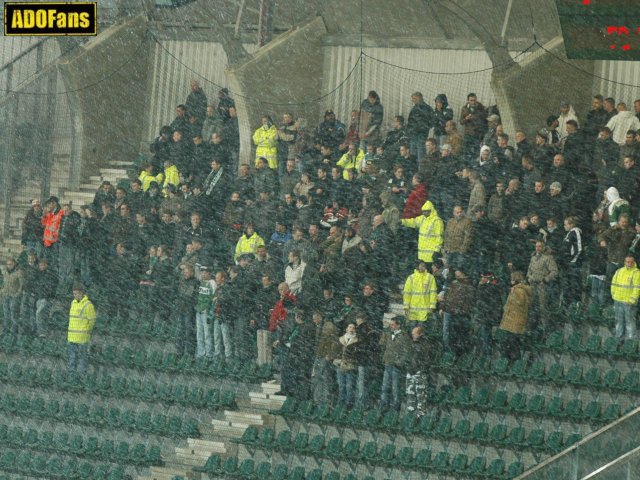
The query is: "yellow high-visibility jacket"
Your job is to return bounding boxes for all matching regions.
[403,269,438,321]
[253,125,278,169]
[611,263,640,305]
[337,148,365,179]
[400,200,444,263]
[139,170,164,192]
[68,295,96,344]
[162,165,180,197]
[234,232,265,261]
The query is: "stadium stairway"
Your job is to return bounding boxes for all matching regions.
[0,159,132,263]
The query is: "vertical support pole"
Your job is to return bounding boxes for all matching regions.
[258,0,272,47]
[41,70,58,201]
[2,65,15,238]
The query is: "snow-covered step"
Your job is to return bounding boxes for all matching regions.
[148,466,190,480]
[173,448,211,466]
[108,160,134,167]
[261,381,281,395]
[223,410,267,426]
[389,303,405,315]
[99,168,128,176]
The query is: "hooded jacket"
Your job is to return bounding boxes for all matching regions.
[253,124,278,169]
[401,200,444,262]
[558,105,579,139]
[403,268,438,321]
[611,260,640,305]
[433,94,454,137]
[606,187,631,226]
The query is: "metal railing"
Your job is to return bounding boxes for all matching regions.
[516,406,640,480]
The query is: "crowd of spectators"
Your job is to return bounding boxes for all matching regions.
[2,80,640,416]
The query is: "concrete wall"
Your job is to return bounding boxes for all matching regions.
[491,37,594,139]
[58,14,153,182]
[226,16,327,166]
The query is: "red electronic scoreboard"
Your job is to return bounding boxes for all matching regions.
[555,0,640,60]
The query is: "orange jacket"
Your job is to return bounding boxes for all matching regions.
[41,209,64,247]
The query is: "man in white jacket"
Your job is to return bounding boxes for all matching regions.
[558,102,579,140]
[607,103,640,145]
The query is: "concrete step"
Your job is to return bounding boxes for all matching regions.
[261,381,281,395]
[223,410,268,426]
[99,168,129,176]
[172,448,211,467]
[186,438,228,454]
[211,419,249,439]
[109,160,134,167]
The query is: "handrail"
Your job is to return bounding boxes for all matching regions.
[582,445,640,479]
[516,405,640,479]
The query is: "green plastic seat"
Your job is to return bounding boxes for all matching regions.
[361,441,378,463]
[344,406,364,427]
[528,361,546,380]
[343,439,361,460]
[364,408,383,428]
[507,426,526,446]
[584,401,602,421]
[396,446,414,467]
[275,430,292,451]
[99,439,115,460]
[325,436,343,459]
[490,424,508,444]
[257,427,275,448]
[222,456,238,476]
[254,462,271,478]
[585,335,602,353]
[382,410,399,431]
[602,336,620,356]
[506,461,524,478]
[77,462,93,480]
[565,433,582,448]
[622,339,639,358]
[378,443,396,465]
[167,416,183,437]
[602,403,621,422]
[292,432,309,453]
[509,359,527,378]
[545,431,564,452]
[509,392,527,412]
[487,458,505,478]
[306,469,323,480]
[527,394,546,415]
[467,456,486,475]
[449,386,472,406]
[115,441,129,460]
[565,365,583,385]
[566,332,584,352]
[414,448,431,468]
[325,472,340,480]
[46,456,63,477]
[527,429,545,449]
[491,390,509,412]
[622,371,640,392]
[418,413,437,434]
[61,458,77,478]
[603,369,621,389]
[32,455,48,474]
[306,434,325,455]
[471,421,489,442]
[435,416,452,437]
[545,331,564,350]
[439,351,456,369]
[286,466,303,480]
[451,453,468,472]
[547,397,564,417]
[547,363,565,384]
[69,435,84,453]
[452,419,471,439]
[432,451,450,472]
[24,428,38,446]
[84,437,99,457]
[473,387,491,408]
[147,445,162,466]
[238,459,255,477]
[311,402,331,422]
[492,357,509,376]
[583,367,602,387]
[565,399,583,419]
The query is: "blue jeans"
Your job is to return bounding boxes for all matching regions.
[2,296,20,335]
[312,358,333,404]
[614,302,637,339]
[195,311,213,359]
[356,366,368,408]
[336,368,356,406]
[410,135,427,166]
[68,342,88,374]
[380,365,402,411]
[442,312,451,351]
[213,318,233,360]
[590,276,605,306]
[35,299,49,335]
[20,293,37,335]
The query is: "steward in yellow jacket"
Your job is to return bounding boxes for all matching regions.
[403,260,438,322]
[234,225,265,262]
[162,160,180,197]
[612,256,640,305]
[400,200,444,263]
[253,117,278,169]
[337,144,365,179]
[139,163,164,192]
[67,284,96,374]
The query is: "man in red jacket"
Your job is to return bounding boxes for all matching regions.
[403,173,428,219]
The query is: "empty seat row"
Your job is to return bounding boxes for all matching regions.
[0,334,273,382]
[0,362,236,409]
[439,353,640,394]
[0,424,162,466]
[545,332,640,359]
[195,453,524,480]
[0,448,125,480]
[0,393,199,438]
